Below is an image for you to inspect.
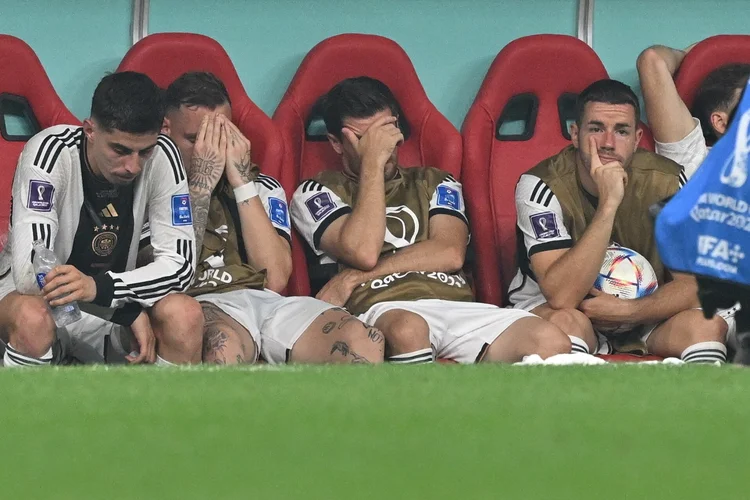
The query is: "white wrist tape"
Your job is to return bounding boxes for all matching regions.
[233,182,259,203]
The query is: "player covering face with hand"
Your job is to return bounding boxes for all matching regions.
[158,72,384,364]
[292,76,571,364]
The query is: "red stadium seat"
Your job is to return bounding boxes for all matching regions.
[675,35,750,110]
[0,35,79,252]
[462,34,653,307]
[273,33,462,296]
[116,33,285,183]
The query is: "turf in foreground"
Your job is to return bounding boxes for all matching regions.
[0,364,745,499]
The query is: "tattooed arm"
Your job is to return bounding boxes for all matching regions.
[188,114,227,254]
[223,119,292,292]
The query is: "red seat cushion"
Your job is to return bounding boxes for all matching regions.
[116,33,285,183]
[0,35,79,252]
[675,35,750,110]
[462,34,653,306]
[598,354,664,363]
[273,33,461,296]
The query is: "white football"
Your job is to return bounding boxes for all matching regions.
[594,245,659,334]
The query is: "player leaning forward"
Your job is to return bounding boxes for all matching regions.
[0,72,204,366]
[291,77,570,364]
[159,72,383,364]
[509,79,736,363]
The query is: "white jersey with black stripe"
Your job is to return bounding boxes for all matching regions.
[254,173,292,240]
[508,173,573,311]
[0,125,196,325]
[655,118,709,181]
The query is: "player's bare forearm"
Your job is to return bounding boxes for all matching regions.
[348,237,465,285]
[637,45,695,143]
[538,207,616,310]
[337,163,387,268]
[188,184,211,254]
[630,272,700,324]
[236,198,292,292]
[639,45,686,76]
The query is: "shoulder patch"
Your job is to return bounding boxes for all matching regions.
[529,212,560,240]
[27,180,54,212]
[305,192,336,221]
[436,184,461,210]
[268,197,290,228]
[171,194,193,226]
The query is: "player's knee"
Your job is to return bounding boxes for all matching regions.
[528,320,571,358]
[685,313,728,345]
[153,294,205,352]
[9,296,56,356]
[547,308,592,337]
[381,311,430,354]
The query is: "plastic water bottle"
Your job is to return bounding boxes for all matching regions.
[32,240,82,327]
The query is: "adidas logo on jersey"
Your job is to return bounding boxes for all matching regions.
[99,204,119,218]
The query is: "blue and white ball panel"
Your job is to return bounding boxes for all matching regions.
[595,245,659,299]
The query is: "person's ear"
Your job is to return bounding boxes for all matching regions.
[711,111,730,136]
[570,122,580,149]
[83,118,95,142]
[327,133,343,155]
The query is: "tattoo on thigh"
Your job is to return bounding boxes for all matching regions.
[322,321,337,334]
[336,314,359,331]
[330,341,370,364]
[236,354,244,364]
[203,326,229,363]
[367,328,384,344]
[201,302,225,323]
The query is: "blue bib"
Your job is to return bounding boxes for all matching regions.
[655,80,750,287]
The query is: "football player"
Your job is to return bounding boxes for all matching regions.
[509,79,735,363]
[160,72,383,364]
[291,77,569,364]
[0,72,202,366]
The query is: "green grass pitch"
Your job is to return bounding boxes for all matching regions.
[0,364,746,499]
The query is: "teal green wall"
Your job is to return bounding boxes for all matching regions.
[594,0,750,109]
[150,0,578,127]
[2,0,749,126]
[0,0,131,120]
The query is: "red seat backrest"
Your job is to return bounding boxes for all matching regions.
[0,35,79,251]
[274,33,462,296]
[675,35,750,110]
[116,33,285,183]
[462,34,653,306]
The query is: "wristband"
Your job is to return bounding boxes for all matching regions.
[233,182,259,203]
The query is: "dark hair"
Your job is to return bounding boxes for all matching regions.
[165,71,231,112]
[90,71,164,134]
[692,63,750,142]
[575,79,640,125]
[727,79,749,128]
[315,76,400,139]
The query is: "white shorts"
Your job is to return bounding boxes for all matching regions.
[357,299,536,363]
[595,304,740,354]
[0,272,133,364]
[197,288,335,364]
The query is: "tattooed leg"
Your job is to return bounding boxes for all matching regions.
[200,302,258,365]
[329,341,370,364]
[290,308,385,364]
